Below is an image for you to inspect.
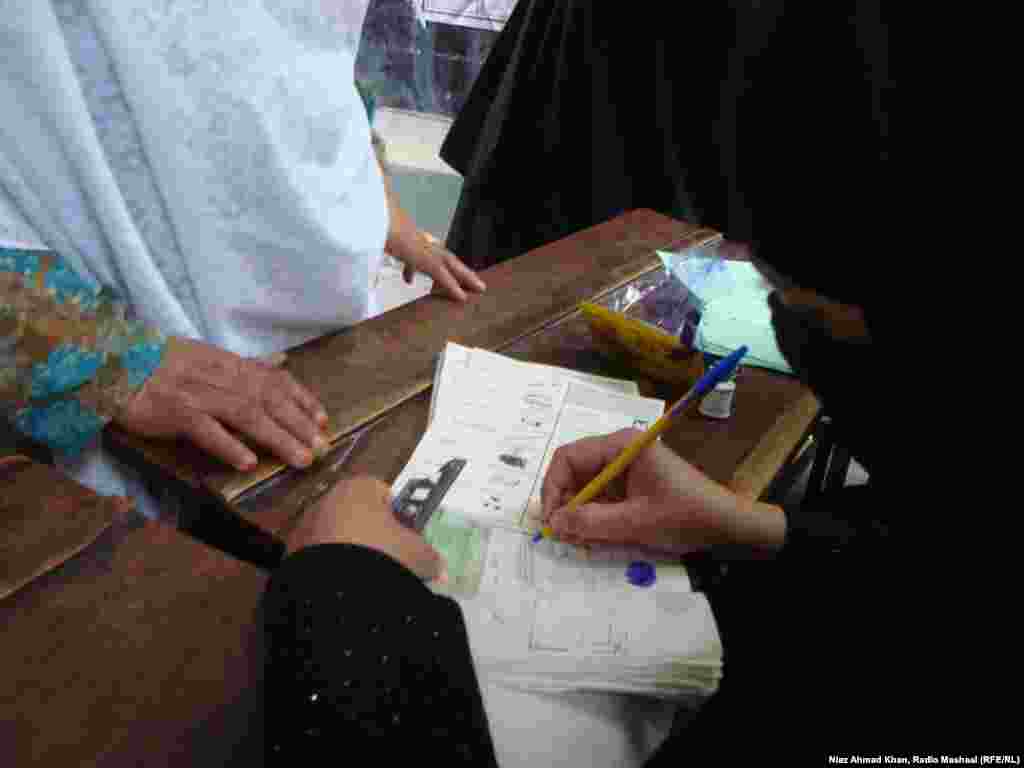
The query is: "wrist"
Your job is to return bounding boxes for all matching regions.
[724,494,787,556]
[385,209,421,256]
[371,129,390,176]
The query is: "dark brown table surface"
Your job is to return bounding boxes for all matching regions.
[1,459,266,766]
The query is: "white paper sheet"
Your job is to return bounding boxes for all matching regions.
[460,529,721,698]
[468,346,641,396]
[394,344,722,699]
[430,342,640,427]
[522,382,666,531]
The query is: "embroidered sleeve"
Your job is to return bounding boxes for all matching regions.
[0,245,166,455]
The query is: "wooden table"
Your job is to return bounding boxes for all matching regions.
[0,459,267,767]
[105,210,817,563]
[2,209,818,766]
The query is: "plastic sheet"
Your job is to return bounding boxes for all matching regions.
[581,239,728,385]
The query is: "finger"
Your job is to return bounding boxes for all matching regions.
[430,263,468,302]
[267,394,328,458]
[345,474,392,507]
[176,374,314,468]
[183,412,258,471]
[444,252,486,292]
[395,527,445,581]
[541,431,642,516]
[226,404,313,469]
[541,477,561,520]
[403,264,415,284]
[542,446,581,519]
[278,370,329,427]
[258,351,288,367]
[288,382,327,430]
[549,499,654,546]
[435,563,450,586]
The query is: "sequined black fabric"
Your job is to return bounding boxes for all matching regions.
[263,544,499,764]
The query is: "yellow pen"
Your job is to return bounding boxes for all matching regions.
[536,345,748,542]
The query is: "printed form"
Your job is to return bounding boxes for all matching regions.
[390,343,723,697]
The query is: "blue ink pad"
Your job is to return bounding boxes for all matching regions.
[626,561,656,588]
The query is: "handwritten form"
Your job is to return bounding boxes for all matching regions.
[418,343,663,531]
[391,344,722,698]
[467,528,721,697]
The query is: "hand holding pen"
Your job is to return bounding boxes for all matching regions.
[539,348,788,556]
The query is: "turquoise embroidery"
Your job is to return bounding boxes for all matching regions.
[121,341,165,388]
[2,246,167,455]
[13,399,105,456]
[29,344,104,399]
[43,260,102,311]
[0,246,42,276]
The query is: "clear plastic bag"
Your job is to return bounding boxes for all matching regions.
[597,238,729,349]
[581,239,729,385]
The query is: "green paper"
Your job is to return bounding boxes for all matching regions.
[423,508,488,598]
[695,261,792,374]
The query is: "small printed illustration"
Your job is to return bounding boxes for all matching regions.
[497,442,534,470]
[392,458,468,532]
[498,452,528,469]
[482,493,503,516]
[520,412,550,430]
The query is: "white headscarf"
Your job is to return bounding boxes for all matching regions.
[1,0,385,352]
[1,0,386,512]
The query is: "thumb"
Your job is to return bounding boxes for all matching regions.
[392,526,445,582]
[550,498,655,545]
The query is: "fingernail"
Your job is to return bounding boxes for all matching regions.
[436,565,450,585]
[312,435,328,459]
[559,509,578,535]
[238,454,257,471]
[295,449,312,467]
[317,410,329,426]
[549,512,564,534]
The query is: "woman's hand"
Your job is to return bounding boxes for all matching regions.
[541,429,787,555]
[114,337,329,471]
[383,179,485,302]
[286,474,445,582]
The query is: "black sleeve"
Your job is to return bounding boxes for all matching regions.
[779,484,893,561]
[262,543,499,765]
[684,483,891,594]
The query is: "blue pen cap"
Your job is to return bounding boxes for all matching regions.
[703,353,741,382]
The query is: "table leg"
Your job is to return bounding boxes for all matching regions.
[802,415,837,510]
[824,442,853,494]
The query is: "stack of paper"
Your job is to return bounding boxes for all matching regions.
[391,343,723,700]
[465,529,722,699]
